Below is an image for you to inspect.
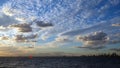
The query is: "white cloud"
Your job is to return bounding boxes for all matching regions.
[2,3,14,16]
[15,17,26,22]
[112,23,120,26]
[0,0,90,35]
[55,36,72,42]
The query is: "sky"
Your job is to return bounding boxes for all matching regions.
[0,0,120,56]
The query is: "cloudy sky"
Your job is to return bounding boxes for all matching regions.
[0,0,120,56]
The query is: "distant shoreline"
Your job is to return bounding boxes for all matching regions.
[0,53,120,58]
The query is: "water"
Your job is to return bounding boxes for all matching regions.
[0,57,120,68]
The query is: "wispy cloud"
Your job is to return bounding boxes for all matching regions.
[0,0,119,56]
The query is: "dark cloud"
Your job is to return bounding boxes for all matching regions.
[59,17,120,49]
[13,34,37,42]
[76,31,120,49]
[13,35,27,42]
[10,23,32,32]
[77,31,109,46]
[79,31,107,41]
[35,20,53,27]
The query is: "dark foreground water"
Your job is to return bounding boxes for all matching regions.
[0,57,120,68]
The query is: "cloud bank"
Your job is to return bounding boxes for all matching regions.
[76,31,108,48]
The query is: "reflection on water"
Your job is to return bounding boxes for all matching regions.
[0,57,120,68]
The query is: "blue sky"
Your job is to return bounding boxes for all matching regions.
[0,0,120,56]
[0,0,8,6]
